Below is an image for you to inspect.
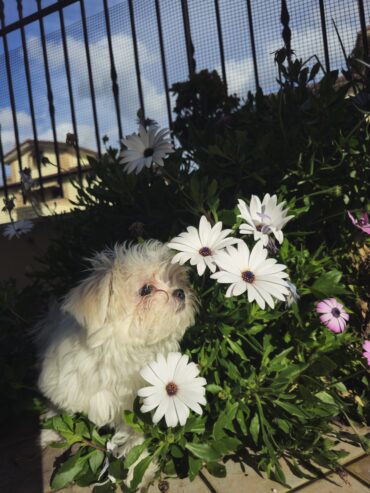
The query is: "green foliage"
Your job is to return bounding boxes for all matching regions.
[3,44,370,492]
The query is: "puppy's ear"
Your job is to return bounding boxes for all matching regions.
[62,265,113,348]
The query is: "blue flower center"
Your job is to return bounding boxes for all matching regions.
[242,270,255,283]
[331,307,341,318]
[144,147,154,157]
[199,247,212,256]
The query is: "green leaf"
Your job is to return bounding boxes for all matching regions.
[49,415,81,445]
[122,410,143,433]
[108,459,125,480]
[236,409,248,435]
[274,400,308,420]
[308,355,337,376]
[75,461,96,487]
[92,482,116,493]
[274,418,290,434]
[206,384,223,394]
[226,338,248,361]
[218,209,236,226]
[185,443,221,462]
[212,437,241,455]
[92,428,108,447]
[213,402,238,440]
[124,441,148,469]
[188,456,203,481]
[206,462,226,478]
[129,455,153,491]
[207,179,218,199]
[184,416,205,434]
[315,391,337,406]
[170,444,184,458]
[48,441,69,448]
[51,451,86,489]
[278,363,308,381]
[62,414,74,430]
[250,413,260,445]
[268,348,294,372]
[309,62,321,81]
[89,450,105,474]
[75,420,90,438]
[310,270,348,297]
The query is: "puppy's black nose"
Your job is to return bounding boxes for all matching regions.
[173,289,185,301]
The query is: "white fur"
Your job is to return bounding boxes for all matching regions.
[37,241,196,488]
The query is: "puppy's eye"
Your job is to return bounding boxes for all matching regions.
[139,284,153,296]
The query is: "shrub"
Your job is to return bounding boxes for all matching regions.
[6,45,369,492]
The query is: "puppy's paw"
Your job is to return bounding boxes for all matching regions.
[111,427,158,491]
[39,428,62,449]
[88,390,118,427]
[106,429,131,458]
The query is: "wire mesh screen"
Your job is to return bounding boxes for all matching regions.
[0,0,368,165]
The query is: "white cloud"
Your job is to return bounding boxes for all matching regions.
[2,0,362,160]
[28,32,168,141]
[38,122,96,152]
[0,108,32,154]
[221,58,255,97]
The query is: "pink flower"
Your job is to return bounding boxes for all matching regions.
[347,211,370,235]
[362,340,370,366]
[316,298,349,333]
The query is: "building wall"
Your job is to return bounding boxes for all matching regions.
[0,219,54,288]
[0,144,93,224]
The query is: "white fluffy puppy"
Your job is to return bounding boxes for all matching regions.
[37,241,196,482]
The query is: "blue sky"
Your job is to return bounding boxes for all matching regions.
[0,0,367,158]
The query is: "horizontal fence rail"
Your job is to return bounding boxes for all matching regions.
[0,0,369,223]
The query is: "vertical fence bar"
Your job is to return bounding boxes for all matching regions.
[17,0,45,201]
[0,0,24,198]
[154,0,172,129]
[246,0,259,90]
[214,0,227,89]
[103,0,123,141]
[128,0,145,119]
[181,0,196,77]
[280,0,291,62]
[58,0,82,184]
[357,0,369,60]
[319,0,330,72]
[0,125,9,201]
[36,0,64,197]
[79,0,101,157]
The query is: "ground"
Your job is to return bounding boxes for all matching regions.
[2,416,369,493]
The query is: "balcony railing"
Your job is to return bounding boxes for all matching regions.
[0,0,369,223]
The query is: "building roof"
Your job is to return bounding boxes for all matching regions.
[3,139,97,162]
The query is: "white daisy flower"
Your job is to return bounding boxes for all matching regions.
[3,219,34,239]
[138,352,207,428]
[238,194,293,246]
[211,240,289,309]
[20,167,36,191]
[167,215,240,276]
[285,281,300,307]
[120,124,174,175]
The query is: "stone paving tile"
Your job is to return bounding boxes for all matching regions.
[296,472,369,492]
[42,446,91,493]
[345,455,370,487]
[147,475,212,493]
[4,426,368,493]
[332,425,369,465]
[201,456,317,493]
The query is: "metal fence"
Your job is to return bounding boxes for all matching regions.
[0,0,369,213]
